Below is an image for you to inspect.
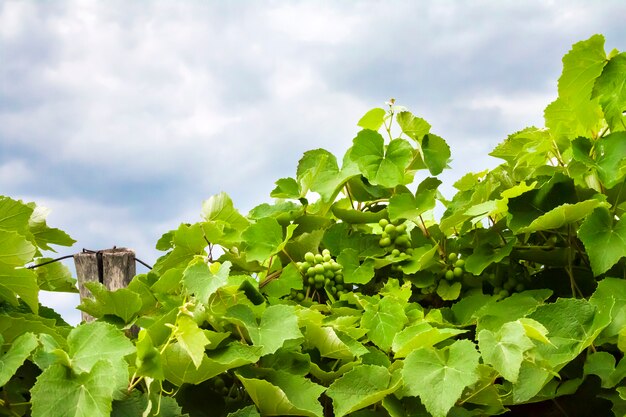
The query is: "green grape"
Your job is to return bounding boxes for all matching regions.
[515,283,525,292]
[296,293,305,301]
[314,264,325,274]
[455,259,465,268]
[498,289,510,298]
[290,289,297,298]
[394,235,409,247]
[325,278,331,285]
[307,277,315,286]
[323,253,332,262]
[314,274,325,284]
[337,290,345,297]
[322,261,332,270]
[331,262,341,271]
[378,218,389,228]
[391,248,401,257]
[322,249,331,257]
[335,274,343,284]
[324,269,334,278]
[453,267,463,278]
[331,286,337,294]
[448,252,457,261]
[315,282,324,289]
[384,224,396,235]
[336,284,344,291]
[406,248,414,255]
[379,237,392,247]
[381,231,389,239]
[396,223,406,233]
[214,377,226,389]
[314,254,324,263]
[445,270,455,280]
[307,267,316,277]
[305,252,315,263]
[503,278,515,291]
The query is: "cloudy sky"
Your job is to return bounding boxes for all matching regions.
[2,0,625,324]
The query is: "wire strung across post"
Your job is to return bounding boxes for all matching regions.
[27,249,153,270]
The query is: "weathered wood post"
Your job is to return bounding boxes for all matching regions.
[74,247,136,323]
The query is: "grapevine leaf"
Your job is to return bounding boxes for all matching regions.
[396,111,431,142]
[33,258,78,292]
[77,282,142,323]
[163,342,262,386]
[421,134,451,176]
[271,177,301,199]
[0,196,33,235]
[361,297,407,351]
[436,280,462,301]
[237,369,325,417]
[478,321,534,383]
[595,132,626,188]
[592,52,626,131]
[135,330,164,379]
[182,259,231,304]
[518,318,553,345]
[0,229,36,266]
[578,207,626,276]
[297,149,343,201]
[0,264,39,313]
[242,218,296,263]
[153,223,207,273]
[392,322,467,358]
[465,240,514,275]
[68,322,135,374]
[0,332,38,386]
[337,249,375,284]
[31,361,117,417]
[388,177,441,221]
[262,262,303,298]
[358,108,387,131]
[517,199,607,233]
[402,340,480,417]
[201,192,250,232]
[173,315,210,368]
[584,352,626,388]
[589,277,626,344]
[350,130,413,188]
[326,364,401,417]
[304,323,365,361]
[227,405,261,417]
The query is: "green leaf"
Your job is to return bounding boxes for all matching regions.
[326,364,401,417]
[578,207,626,276]
[388,177,441,221]
[0,332,38,386]
[33,258,78,292]
[242,218,295,263]
[304,323,367,360]
[77,282,142,323]
[350,130,414,188]
[201,192,249,232]
[226,304,302,355]
[0,229,36,266]
[153,223,208,273]
[421,134,451,176]
[361,297,407,351]
[518,199,607,233]
[262,262,303,298]
[163,342,262,386]
[584,352,626,388]
[436,280,462,301]
[135,330,164,379]
[392,322,467,358]
[68,322,135,374]
[0,196,33,234]
[173,315,210,368]
[297,149,343,201]
[337,249,375,284]
[478,321,534,383]
[182,260,231,304]
[227,405,261,417]
[592,52,626,131]
[237,369,325,417]
[464,240,514,275]
[270,177,302,199]
[595,132,626,188]
[396,111,431,142]
[590,277,626,344]
[402,340,480,417]
[0,263,39,313]
[31,361,118,417]
[358,108,387,131]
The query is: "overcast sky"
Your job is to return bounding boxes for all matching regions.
[2,0,625,324]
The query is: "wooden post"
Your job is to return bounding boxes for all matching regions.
[74,248,136,323]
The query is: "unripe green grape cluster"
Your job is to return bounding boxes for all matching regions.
[211,375,244,402]
[377,218,413,265]
[291,249,345,301]
[487,270,526,299]
[443,252,465,281]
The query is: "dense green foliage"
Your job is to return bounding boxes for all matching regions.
[2,34,626,416]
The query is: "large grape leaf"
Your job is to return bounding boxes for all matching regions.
[388,177,441,221]
[421,134,450,176]
[201,192,250,232]
[358,108,387,131]
[578,207,626,276]
[595,132,626,188]
[402,340,480,417]
[517,199,607,233]
[592,52,626,131]
[464,240,514,275]
[135,330,164,379]
[392,322,466,358]
[237,369,325,417]
[173,315,210,368]
[33,258,78,292]
[297,149,344,201]
[163,342,262,386]
[153,223,208,273]
[226,304,302,355]
[0,264,39,313]
[182,259,231,304]
[77,281,142,323]
[0,229,36,266]
[584,352,626,389]
[350,130,414,188]
[0,332,38,386]
[396,111,431,142]
[270,177,302,199]
[478,321,534,383]
[337,248,375,284]
[0,196,33,235]
[361,297,407,351]
[242,218,296,263]
[261,262,303,298]
[227,405,261,417]
[589,278,626,344]
[326,364,401,417]
[31,361,117,417]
